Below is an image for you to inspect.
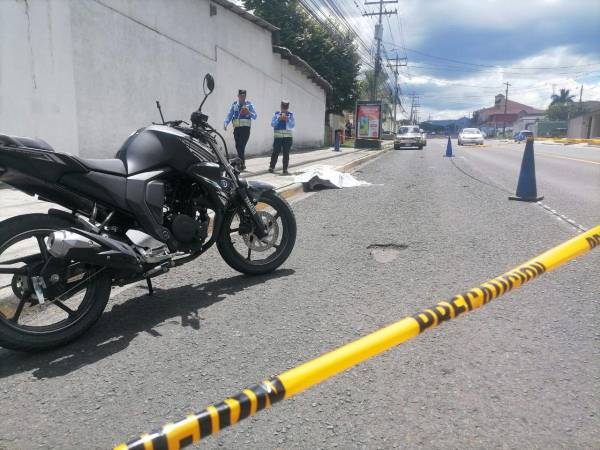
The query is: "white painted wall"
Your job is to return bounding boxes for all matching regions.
[568,112,600,138]
[0,0,326,158]
[0,0,79,154]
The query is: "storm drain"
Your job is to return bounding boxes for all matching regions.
[367,243,408,263]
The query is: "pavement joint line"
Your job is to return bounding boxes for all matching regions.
[537,201,588,233]
[456,148,591,234]
[501,146,600,165]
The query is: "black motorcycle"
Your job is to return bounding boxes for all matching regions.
[0,74,296,351]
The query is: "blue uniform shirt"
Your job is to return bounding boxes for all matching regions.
[224,100,257,128]
[271,111,295,137]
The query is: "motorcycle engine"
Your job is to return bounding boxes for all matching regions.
[164,181,210,249]
[171,214,205,243]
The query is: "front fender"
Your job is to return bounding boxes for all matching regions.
[245,179,276,200]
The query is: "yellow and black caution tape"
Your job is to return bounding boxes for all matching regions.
[115,226,600,450]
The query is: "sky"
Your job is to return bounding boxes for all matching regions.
[237,0,600,120]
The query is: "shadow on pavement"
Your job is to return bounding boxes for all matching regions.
[0,269,294,380]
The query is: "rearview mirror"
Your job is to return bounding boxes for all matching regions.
[203,74,215,94]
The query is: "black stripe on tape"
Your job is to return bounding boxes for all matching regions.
[215,402,231,429]
[198,410,213,438]
[152,433,168,450]
[180,436,194,448]
[232,392,252,420]
[251,384,268,411]
[267,377,286,404]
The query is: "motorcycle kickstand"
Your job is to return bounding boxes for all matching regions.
[146,277,154,296]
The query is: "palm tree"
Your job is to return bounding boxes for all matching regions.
[550,88,576,105]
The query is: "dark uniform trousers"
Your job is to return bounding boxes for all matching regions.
[270,137,293,171]
[233,126,251,162]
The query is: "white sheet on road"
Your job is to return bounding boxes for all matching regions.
[294,165,371,189]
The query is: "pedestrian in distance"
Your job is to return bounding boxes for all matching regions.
[224,89,257,170]
[269,100,295,175]
[345,119,353,138]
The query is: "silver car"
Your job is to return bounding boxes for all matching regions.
[394,126,424,149]
[458,128,484,146]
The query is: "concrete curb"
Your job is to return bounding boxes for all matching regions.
[248,142,394,177]
[537,137,600,145]
[275,147,390,200]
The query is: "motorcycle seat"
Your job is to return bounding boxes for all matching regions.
[0,134,54,151]
[0,133,127,176]
[72,157,127,176]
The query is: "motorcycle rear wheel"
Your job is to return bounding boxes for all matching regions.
[0,214,112,352]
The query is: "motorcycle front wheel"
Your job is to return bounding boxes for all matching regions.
[217,191,296,275]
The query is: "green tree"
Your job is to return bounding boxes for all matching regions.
[357,69,397,125]
[243,0,361,114]
[357,69,392,101]
[546,102,577,120]
[550,88,576,105]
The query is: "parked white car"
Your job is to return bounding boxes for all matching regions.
[458,128,484,146]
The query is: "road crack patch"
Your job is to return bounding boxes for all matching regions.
[367,243,408,263]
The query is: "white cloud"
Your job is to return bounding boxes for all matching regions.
[402,46,600,119]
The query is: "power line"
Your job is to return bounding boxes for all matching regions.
[297,0,374,68]
[381,41,600,70]
[404,63,599,77]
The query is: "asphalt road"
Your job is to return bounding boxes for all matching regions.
[453,140,600,230]
[0,140,598,449]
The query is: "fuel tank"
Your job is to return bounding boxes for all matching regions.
[116,125,206,175]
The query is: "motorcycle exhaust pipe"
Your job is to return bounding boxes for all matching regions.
[47,230,142,272]
[47,231,101,258]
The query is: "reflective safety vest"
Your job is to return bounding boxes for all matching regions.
[272,111,295,138]
[225,101,256,128]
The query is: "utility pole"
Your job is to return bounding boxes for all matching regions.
[579,84,584,112]
[387,53,407,132]
[502,82,511,136]
[414,95,420,125]
[364,1,397,101]
[408,93,420,125]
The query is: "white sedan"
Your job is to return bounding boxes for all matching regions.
[458,128,484,146]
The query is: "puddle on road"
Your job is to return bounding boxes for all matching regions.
[367,243,408,263]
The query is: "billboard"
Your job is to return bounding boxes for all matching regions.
[355,102,382,139]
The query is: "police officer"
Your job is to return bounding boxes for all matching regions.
[269,100,295,175]
[224,89,257,170]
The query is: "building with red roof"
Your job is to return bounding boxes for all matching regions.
[473,94,544,132]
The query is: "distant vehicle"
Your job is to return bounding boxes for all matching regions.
[420,129,427,147]
[514,130,534,142]
[381,130,395,140]
[480,129,487,138]
[458,128,484,146]
[394,126,424,149]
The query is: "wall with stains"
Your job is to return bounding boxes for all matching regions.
[0,0,326,158]
[0,0,79,154]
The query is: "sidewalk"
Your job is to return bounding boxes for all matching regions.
[0,144,391,221]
